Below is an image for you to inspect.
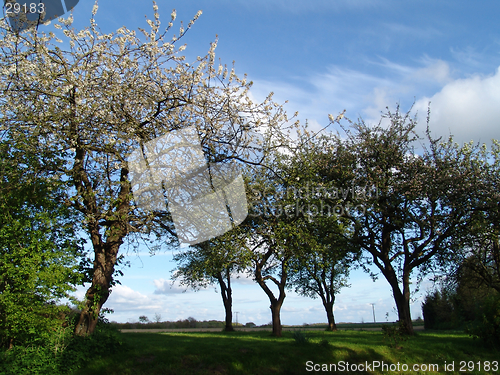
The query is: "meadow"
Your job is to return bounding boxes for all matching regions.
[73,327,498,375]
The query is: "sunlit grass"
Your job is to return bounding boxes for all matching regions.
[73,330,498,375]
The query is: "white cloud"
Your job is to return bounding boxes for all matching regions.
[381,23,443,41]
[450,46,499,73]
[249,57,455,135]
[107,284,162,312]
[414,67,500,144]
[250,58,500,148]
[413,58,452,85]
[153,278,190,294]
[231,271,255,285]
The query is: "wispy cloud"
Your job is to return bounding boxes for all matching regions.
[219,0,394,14]
[250,57,453,129]
[450,46,499,73]
[153,279,190,295]
[250,56,500,146]
[381,23,443,40]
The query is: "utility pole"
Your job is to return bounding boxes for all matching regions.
[370,303,376,323]
[235,311,240,326]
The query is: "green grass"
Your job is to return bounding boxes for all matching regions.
[73,330,498,375]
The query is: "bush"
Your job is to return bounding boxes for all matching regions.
[292,330,309,345]
[466,294,500,347]
[0,135,84,350]
[422,282,499,333]
[0,313,126,375]
[422,289,460,330]
[0,330,67,375]
[382,323,408,348]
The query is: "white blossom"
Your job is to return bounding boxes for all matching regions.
[0,3,297,331]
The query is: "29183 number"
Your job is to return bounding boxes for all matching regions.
[459,361,499,372]
[5,2,45,14]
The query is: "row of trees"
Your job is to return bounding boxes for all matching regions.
[172,127,357,335]
[173,108,500,337]
[0,3,294,343]
[1,3,499,351]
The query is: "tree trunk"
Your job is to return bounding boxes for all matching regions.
[270,299,283,337]
[376,223,414,335]
[223,302,234,332]
[389,276,414,335]
[216,271,234,332]
[71,150,130,336]
[74,283,109,336]
[324,301,337,331]
[253,247,288,338]
[74,233,121,336]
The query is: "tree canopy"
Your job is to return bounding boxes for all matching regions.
[0,129,83,348]
[313,107,482,334]
[172,230,251,331]
[0,4,294,335]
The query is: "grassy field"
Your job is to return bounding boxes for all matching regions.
[73,328,498,375]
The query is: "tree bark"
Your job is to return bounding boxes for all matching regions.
[324,301,337,331]
[373,222,415,335]
[216,270,234,332]
[253,247,287,337]
[270,299,283,337]
[71,141,130,336]
[387,272,414,335]
[74,238,121,336]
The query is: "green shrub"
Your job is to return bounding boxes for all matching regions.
[0,134,86,349]
[382,323,409,348]
[422,289,461,330]
[0,314,126,375]
[292,330,309,344]
[0,322,72,375]
[466,293,500,347]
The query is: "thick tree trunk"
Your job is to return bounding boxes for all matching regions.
[270,299,283,337]
[375,222,414,335]
[74,283,109,336]
[223,302,234,332]
[395,296,414,335]
[324,301,337,331]
[388,275,414,335]
[71,146,130,336]
[74,231,122,336]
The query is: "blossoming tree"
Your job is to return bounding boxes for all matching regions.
[0,3,294,335]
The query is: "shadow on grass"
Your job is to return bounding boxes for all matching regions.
[73,330,498,375]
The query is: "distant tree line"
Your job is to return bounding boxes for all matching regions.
[111,317,262,330]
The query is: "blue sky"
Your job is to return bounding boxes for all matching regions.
[44,0,500,325]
